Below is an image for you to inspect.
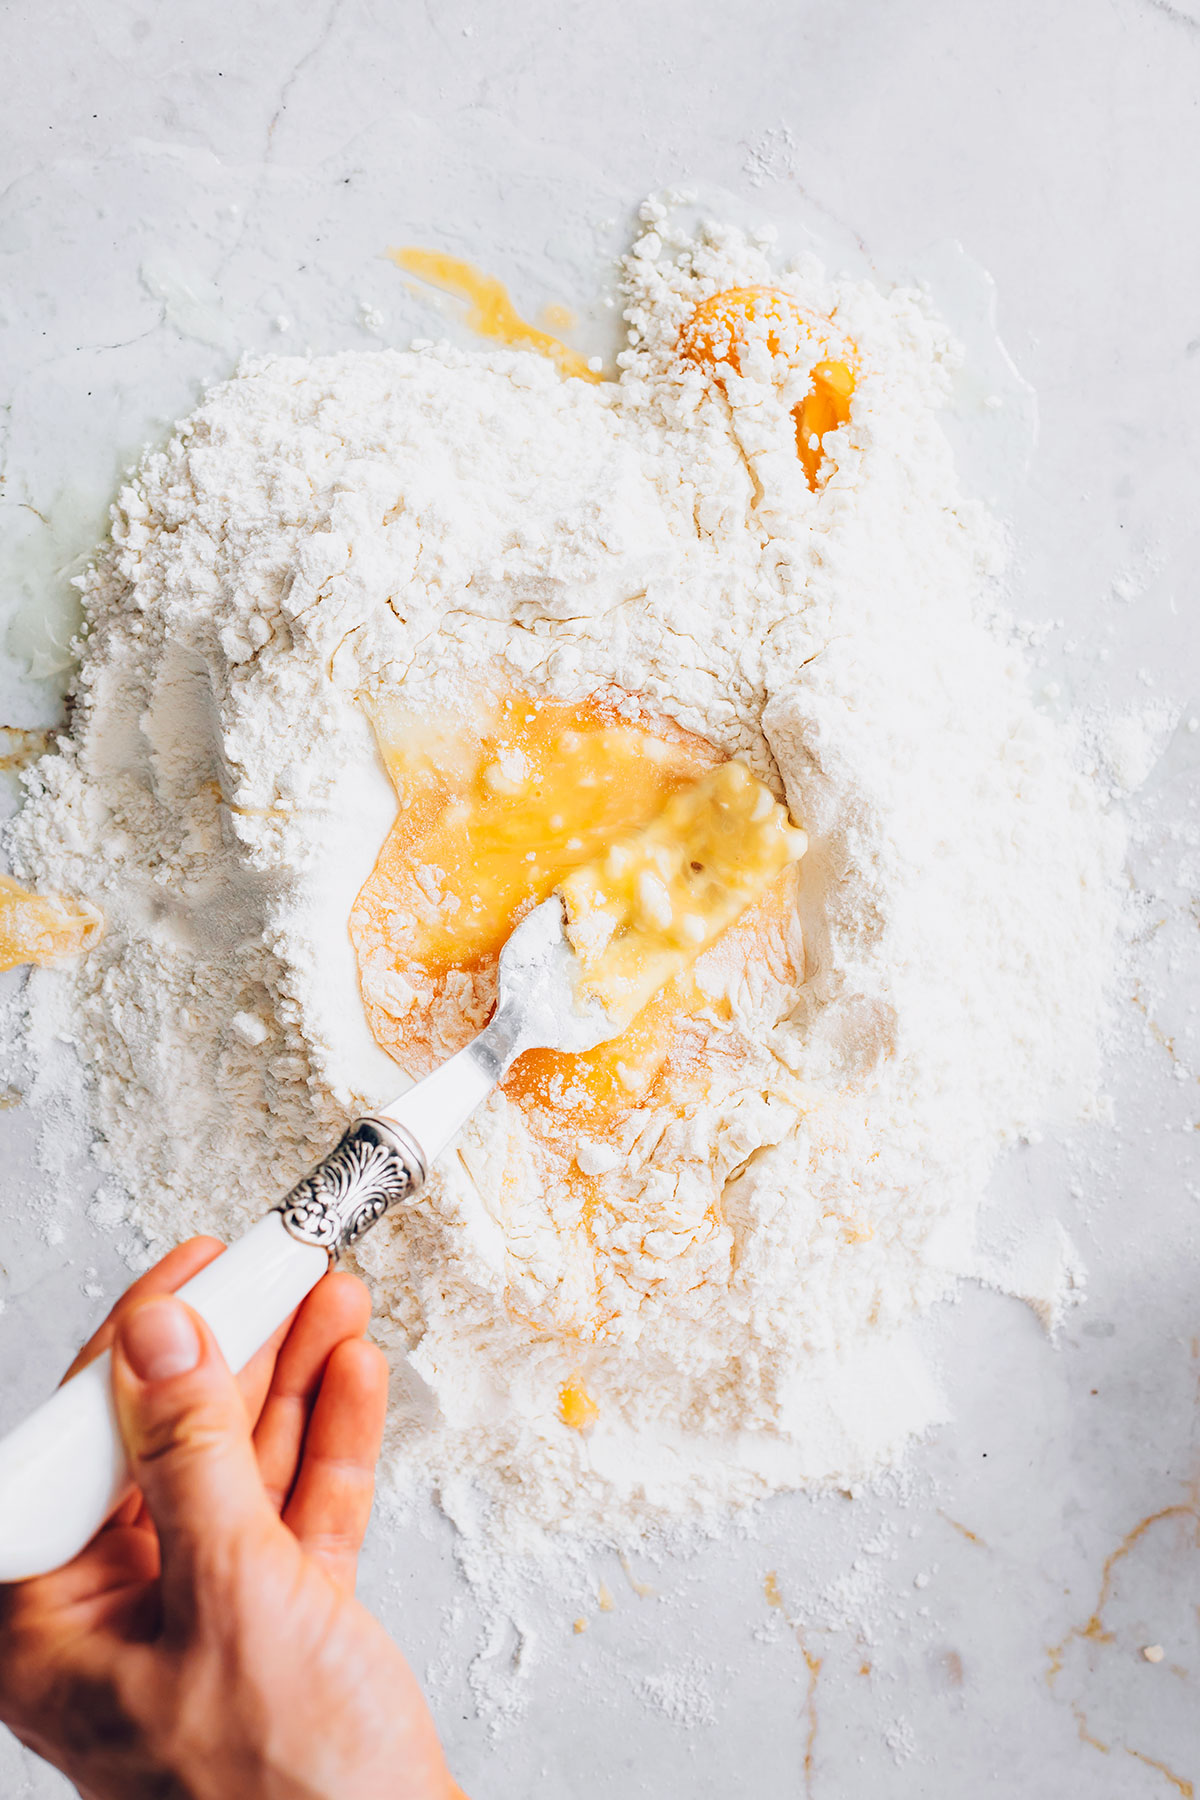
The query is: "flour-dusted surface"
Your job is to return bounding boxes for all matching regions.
[10,209,1121,1549]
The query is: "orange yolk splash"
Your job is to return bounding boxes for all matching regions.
[678,286,856,488]
[387,248,603,383]
[558,1375,599,1432]
[350,693,802,1114]
[350,694,733,1113]
[352,692,721,996]
[0,873,102,972]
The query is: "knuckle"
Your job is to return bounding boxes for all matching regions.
[134,1397,231,1468]
[306,1527,361,1564]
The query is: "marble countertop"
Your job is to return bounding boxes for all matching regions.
[3,1,1199,1793]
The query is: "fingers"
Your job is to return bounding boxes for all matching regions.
[109,1296,277,1632]
[282,1336,388,1592]
[254,1272,373,1513]
[63,1237,300,1433]
[0,1521,162,1659]
[33,1525,162,1618]
[61,1238,226,1383]
[229,1312,307,1432]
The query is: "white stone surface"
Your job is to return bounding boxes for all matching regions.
[2,1,1199,1794]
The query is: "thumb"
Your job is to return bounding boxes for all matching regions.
[111,1294,276,1619]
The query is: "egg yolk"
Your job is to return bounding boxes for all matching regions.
[560,760,806,1022]
[559,1375,599,1432]
[678,285,856,488]
[350,690,802,1129]
[352,691,720,993]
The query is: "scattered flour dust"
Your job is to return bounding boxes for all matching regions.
[636,1657,717,1728]
[9,203,1121,1558]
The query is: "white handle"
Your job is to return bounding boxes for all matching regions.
[0,1213,328,1582]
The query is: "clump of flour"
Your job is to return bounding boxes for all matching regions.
[8,206,1122,1550]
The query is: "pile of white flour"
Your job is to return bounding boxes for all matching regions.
[9,207,1122,1549]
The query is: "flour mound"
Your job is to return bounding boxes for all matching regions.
[10,209,1121,1548]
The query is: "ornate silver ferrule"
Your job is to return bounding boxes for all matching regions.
[275,1116,428,1260]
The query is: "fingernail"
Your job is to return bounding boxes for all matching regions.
[120,1297,202,1382]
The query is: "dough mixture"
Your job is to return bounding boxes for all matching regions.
[9,206,1121,1548]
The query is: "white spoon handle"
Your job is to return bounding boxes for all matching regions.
[0,1214,329,1582]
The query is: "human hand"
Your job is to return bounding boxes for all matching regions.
[0,1238,460,1800]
